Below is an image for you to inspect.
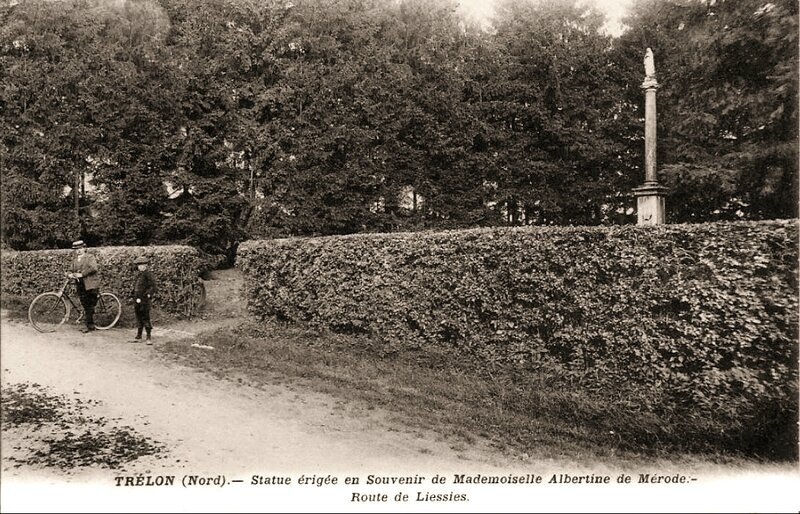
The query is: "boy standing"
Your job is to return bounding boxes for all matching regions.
[131,255,156,344]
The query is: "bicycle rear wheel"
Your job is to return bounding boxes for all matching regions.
[29,293,69,333]
[94,292,122,330]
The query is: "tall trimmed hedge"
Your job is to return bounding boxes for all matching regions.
[1,245,205,313]
[239,220,799,445]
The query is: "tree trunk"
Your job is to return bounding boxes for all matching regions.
[74,169,81,223]
[249,166,255,204]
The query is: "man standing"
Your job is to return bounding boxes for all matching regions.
[69,240,100,333]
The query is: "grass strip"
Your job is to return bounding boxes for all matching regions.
[159,321,793,464]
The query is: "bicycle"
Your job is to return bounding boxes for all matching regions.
[28,274,122,333]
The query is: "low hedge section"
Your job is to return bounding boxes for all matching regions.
[1,245,205,314]
[238,220,799,456]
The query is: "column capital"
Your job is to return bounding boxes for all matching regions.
[641,77,659,90]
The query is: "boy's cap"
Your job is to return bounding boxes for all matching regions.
[134,256,150,264]
[72,240,85,249]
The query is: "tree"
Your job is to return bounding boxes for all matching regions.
[1,0,180,249]
[239,0,486,236]
[470,0,637,226]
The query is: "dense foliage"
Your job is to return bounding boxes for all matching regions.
[239,220,799,455]
[1,245,205,313]
[1,0,796,254]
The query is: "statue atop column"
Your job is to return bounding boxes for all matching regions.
[642,48,658,89]
[644,48,656,78]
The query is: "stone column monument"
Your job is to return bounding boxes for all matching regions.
[632,48,668,225]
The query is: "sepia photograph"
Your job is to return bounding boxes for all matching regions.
[1,0,798,511]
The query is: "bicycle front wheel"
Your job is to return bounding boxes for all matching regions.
[29,292,69,333]
[94,292,122,330]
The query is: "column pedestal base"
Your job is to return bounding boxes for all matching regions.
[632,182,668,225]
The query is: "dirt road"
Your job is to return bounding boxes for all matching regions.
[0,315,533,476]
[2,312,798,513]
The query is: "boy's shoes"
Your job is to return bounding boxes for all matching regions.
[80,327,96,333]
[130,338,142,343]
